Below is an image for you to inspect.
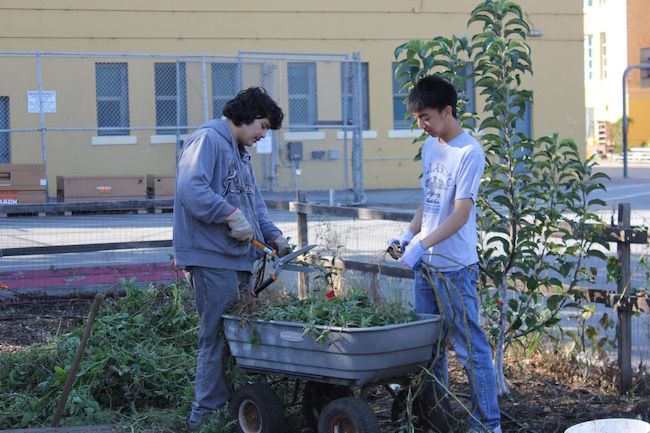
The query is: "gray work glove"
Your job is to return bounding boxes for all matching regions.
[226,208,254,243]
[273,235,293,257]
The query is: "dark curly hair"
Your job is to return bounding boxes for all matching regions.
[222,87,284,129]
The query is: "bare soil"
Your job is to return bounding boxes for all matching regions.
[1,298,648,433]
[0,297,92,352]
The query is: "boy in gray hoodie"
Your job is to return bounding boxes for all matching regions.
[173,87,291,430]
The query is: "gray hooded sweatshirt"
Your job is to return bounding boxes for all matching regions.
[172,119,282,272]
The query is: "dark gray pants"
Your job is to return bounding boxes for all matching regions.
[187,266,251,430]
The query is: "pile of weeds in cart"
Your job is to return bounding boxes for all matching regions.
[0,279,414,431]
[231,287,416,341]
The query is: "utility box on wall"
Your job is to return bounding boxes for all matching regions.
[287,142,303,161]
[0,163,47,204]
[146,174,176,199]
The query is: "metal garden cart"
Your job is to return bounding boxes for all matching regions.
[223,312,442,433]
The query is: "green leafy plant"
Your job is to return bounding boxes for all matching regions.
[233,288,416,342]
[395,0,610,395]
[0,279,199,429]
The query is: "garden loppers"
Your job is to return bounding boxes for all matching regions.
[250,238,318,297]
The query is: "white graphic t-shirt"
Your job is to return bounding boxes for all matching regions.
[420,131,485,270]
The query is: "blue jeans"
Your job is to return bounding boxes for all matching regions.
[187,266,251,430]
[414,264,501,431]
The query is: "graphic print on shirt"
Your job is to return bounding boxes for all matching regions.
[222,160,253,196]
[424,162,453,215]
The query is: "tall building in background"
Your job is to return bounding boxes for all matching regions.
[626,0,650,151]
[584,0,650,156]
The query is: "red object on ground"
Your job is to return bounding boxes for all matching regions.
[0,262,176,297]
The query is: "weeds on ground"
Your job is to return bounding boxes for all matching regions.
[0,279,199,430]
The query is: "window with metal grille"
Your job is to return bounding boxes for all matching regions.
[392,62,410,129]
[0,96,9,163]
[585,34,594,80]
[600,32,607,80]
[586,107,595,139]
[154,62,187,135]
[460,62,477,128]
[95,62,130,136]
[341,62,370,130]
[641,48,650,85]
[211,63,239,119]
[288,62,317,131]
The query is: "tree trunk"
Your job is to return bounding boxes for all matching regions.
[495,277,509,396]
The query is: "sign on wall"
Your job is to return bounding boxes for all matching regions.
[27,91,56,113]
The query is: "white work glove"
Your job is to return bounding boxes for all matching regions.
[401,241,427,269]
[273,235,293,257]
[225,208,254,243]
[388,229,415,251]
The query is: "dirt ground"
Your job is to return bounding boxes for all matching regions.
[1,297,648,433]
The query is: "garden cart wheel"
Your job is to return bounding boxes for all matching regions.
[302,381,353,430]
[317,396,379,433]
[231,383,286,433]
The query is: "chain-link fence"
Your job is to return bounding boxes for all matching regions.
[0,51,366,203]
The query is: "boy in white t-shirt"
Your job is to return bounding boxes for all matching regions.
[389,75,501,433]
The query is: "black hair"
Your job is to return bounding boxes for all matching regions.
[407,75,458,118]
[222,87,284,129]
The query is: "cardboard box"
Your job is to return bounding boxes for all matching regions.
[0,163,46,188]
[56,175,146,201]
[0,188,47,205]
[146,174,176,198]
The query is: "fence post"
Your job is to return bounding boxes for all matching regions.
[296,190,309,298]
[616,202,632,393]
[35,52,50,202]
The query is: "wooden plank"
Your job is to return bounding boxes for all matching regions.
[342,258,414,279]
[296,191,309,298]
[586,289,650,313]
[289,201,413,222]
[0,198,174,215]
[0,198,287,215]
[341,258,650,313]
[602,226,648,244]
[264,199,290,210]
[1,240,172,257]
[616,203,633,393]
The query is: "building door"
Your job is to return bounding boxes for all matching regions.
[0,97,9,163]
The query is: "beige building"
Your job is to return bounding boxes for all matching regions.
[584,0,650,156]
[0,1,585,197]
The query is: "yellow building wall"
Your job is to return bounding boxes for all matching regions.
[0,0,586,193]
[629,98,650,147]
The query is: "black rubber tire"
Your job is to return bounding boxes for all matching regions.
[317,396,380,433]
[302,382,353,430]
[390,385,452,433]
[230,383,286,433]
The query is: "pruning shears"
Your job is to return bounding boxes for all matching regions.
[386,241,404,260]
[251,238,318,297]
